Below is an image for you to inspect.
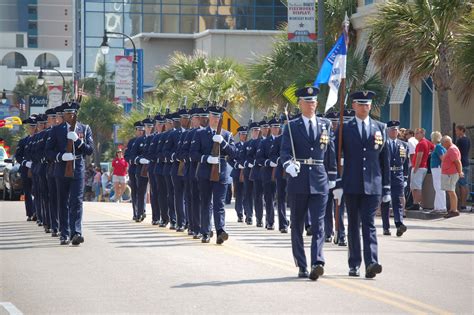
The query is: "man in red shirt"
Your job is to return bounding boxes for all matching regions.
[408,128,434,210]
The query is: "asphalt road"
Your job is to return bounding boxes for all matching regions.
[1,201,473,314]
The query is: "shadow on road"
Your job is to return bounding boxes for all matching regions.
[0,221,60,251]
[171,276,300,288]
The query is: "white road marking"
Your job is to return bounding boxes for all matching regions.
[0,302,23,315]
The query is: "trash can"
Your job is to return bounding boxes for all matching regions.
[421,173,435,209]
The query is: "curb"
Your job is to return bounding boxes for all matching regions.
[405,210,445,220]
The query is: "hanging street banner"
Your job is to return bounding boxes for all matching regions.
[287,0,316,43]
[48,86,63,108]
[114,55,133,103]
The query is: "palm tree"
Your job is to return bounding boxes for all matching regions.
[369,0,473,135]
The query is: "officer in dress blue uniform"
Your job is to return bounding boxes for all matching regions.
[32,114,48,230]
[130,117,154,222]
[15,117,37,221]
[124,121,144,221]
[44,107,60,236]
[281,86,337,280]
[190,104,237,244]
[230,126,248,222]
[269,114,289,233]
[242,122,259,225]
[381,120,409,237]
[257,117,281,230]
[166,108,190,232]
[46,102,94,245]
[146,114,165,225]
[161,113,178,229]
[324,111,347,246]
[252,118,269,227]
[336,91,391,278]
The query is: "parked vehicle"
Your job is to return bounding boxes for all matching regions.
[2,158,22,201]
[0,147,8,198]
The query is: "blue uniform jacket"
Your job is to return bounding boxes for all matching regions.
[280,116,337,195]
[32,129,49,176]
[256,135,276,183]
[245,138,261,181]
[129,135,150,175]
[269,135,285,180]
[189,127,236,184]
[176,128,195,179]
[45,122,94,178]
[388,138,409,186]
[15,135,30,178]
[229,141,244,179]
[124,137,138,174]
[336,117,390,195]
[155,130,171,175]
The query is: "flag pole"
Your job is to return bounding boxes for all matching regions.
[335,13,350,241]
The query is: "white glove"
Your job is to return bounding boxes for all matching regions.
[25,161,32,168]
[207,156,219,164]
[382,194,392,203]
[238,164,245,169]
[333,188,343,202]
[212,134,224,144]
[403,181,407,188]
[328,181,336,189]
[67,131,79,141]
[285,162,300,178]
[270,161,277,167]
[248,163,254,168]
[139,158,150,165]
[62,153,74,161]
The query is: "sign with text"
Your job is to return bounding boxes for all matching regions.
[288,0,316,43]
[114,55,133,103]
[48,86,63,108]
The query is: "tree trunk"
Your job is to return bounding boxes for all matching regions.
[437,88,452,136]
[94,139,101,167]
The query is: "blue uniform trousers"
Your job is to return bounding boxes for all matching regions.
[381,184,405,230]
[165,175,176,224]
[253,179,264,223]
[40,173,50,228]
[171,175,186,227]
[233,177,244,219]
[184,179,192,228]
[199,180,227,236]
[56,175,84,238]
[243,176,254,220]
[134,174,148,218]
[275,177,289,230]
[345,194,380,269]
[289,193,328,268]
[325,192,346,239]
[32,175,43,223]
[263,181,276,227]
[156,175,169,223]
[47,175,59,232]
[128,170,138,218]
[190,179,201,234]
[21,175,35,217]
[148,172,160,222]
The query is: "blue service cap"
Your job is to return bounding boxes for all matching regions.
[142,117,154,126]
[268,118,281,127]
[177,108,190,118]
[237,126,248,133]
[387,120,400,129]
[23,117,37,125]
[325,111,339,120]
[62,101,80,113]
[249,121,261,130]
[134,121,145,130]
[350,90,376,104]
[154,113,165,123]
[45,108,56,117]
[208,106,225,117]
[54,104,64,114]
[295,86,319,100]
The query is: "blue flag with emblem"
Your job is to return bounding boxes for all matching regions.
[313,33,347,113]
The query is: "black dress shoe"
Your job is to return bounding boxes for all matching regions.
[169,223,176,230]
[266,225,275,230]
[37,221,43,227]
[325,236,333,243]
[139,214,146,222]
[365,263,382,279]
[396,224,407,237]
[159,221,168,228]
[44,228,51,234]
[298,267,309,278]
[246,218,253,225]
[209,230,214,238]
[237,217,243,223]
[216,231,229,245]
[51,231,59,237]
[176,226,185,232]
[309,264,324,281]
[349,266,360,277]
[152,221,159,225]
[60,237,70,245]
[31,215,37,221]
[26,216,32,222]
[187,230,194,236]
[306,228,313,236]
[201,235,210,243]
[338,237,347,246]
[71,233,84,246]
[280,228,288,233]
[383,229,391,236]
[133,216,139,222]
[193,233,202,239]
[256,221,263,228]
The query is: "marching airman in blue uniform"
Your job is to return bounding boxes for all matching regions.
[241,122,260,225]
[252,118,269,227]
[124,121,145,221]
[280,86,337,281]
[15,116,37,221]
[161,113,178,229]
[190,104,236,244]
[230,125,248,222]
[336,91,390,278]
[269,114,289,233]
[381,120,409,237]
[46,101,94,245]
[31,114,48,230]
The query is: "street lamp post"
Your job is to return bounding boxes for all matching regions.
[37,67,66,102]
[100,29,137,111]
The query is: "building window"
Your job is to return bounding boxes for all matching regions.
[365,0,374,4]
[28,6,37,15]
[1,52,28,69]
[28,37,38,47]
[16,34,24,48]
[34,53,60,69]
[28,22,37,30]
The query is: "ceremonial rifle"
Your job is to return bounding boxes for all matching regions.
[140,113,153,178]
[64,109,77,178]
[210,100,228,182]
[177,97,190,177]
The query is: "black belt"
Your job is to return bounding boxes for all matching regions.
[295,158,324,165]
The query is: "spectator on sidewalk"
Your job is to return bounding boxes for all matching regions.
[84,164,95,201]
[441,136,464,218]
[93,167,102,201]
[409,128,434,210]
[430,131,447,213]
[101,168,111,201]
[405,129,418,208]
[455,125,471,211]
[112,149,128,203]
